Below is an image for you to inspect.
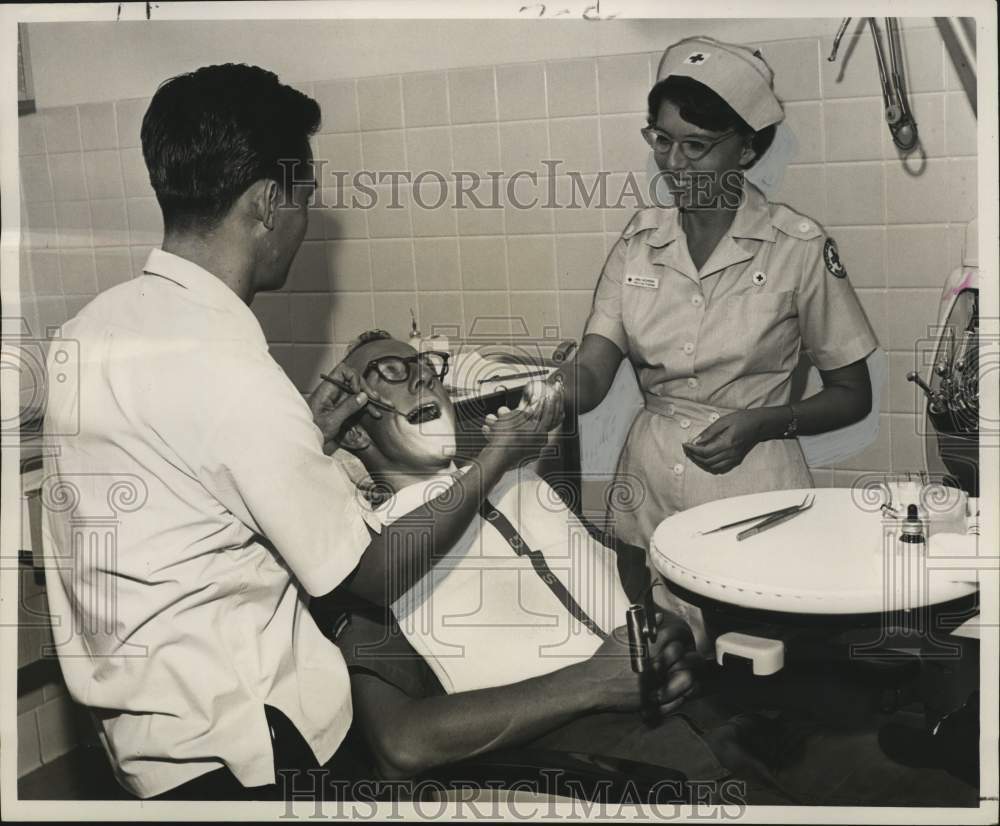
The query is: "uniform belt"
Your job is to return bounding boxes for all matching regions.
[643,394,740,426]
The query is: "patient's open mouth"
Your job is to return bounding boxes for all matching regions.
[406,402,441,424]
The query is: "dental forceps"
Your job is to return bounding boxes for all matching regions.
[828,18,919,151]
[699,494,815,538]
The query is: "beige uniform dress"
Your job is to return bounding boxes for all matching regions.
[584,180,879,550]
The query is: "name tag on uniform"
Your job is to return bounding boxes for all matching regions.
[625,274,660,289]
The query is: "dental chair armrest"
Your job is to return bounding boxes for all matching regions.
[415,747,688,802]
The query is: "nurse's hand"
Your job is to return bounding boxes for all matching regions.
[309,363,383,455]
[682,410,769,474]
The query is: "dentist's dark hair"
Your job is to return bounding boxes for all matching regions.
[140,63,320,232]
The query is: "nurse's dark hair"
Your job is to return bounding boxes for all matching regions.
[648,76,777,167]
[141,63,320,232]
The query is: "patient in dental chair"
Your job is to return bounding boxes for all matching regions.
[310,330,810,803]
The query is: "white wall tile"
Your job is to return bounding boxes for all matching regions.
[331,292,375,343]
[366,185,412,239]
[547,59,598,118]
[773,164,826,226]
[126,197,163,247]
[41,106,82,154]
[890,413,925,472]
[60,249,98,295]
[455,178,505,236]
[826,162,883,226]
[19,113,47,155]
[856,289,888,349]
[315,79,360,133]
[831,413,892,472]
[358,76,403,131]
[418,291,463,337]
[888,350,923,415]
[373,291,420,339]
[290,294,335,343]
[323,190,368,240]
[410,180,458,238]
[361,130,406,174]
[83,150,125,200]
[885,159,951,224]
[597,53,650,115]
[502,175,553,235]
[548,117,601,176]
[371,238,416,291]
[120,147,153,198]
[414,238,460,291]
[54,200,92,248]
[761,38,822,102]
[599,114,647,175]
[886,288,941,352]
[507,235,556,291]
[557,290,594,341]
[115,98,148,148]
[463,291,511,337]
[402,72,449,128]
[510,290,559,338]
[404,127,452,176]
[28,250,61,296]
[24,202,57,249]
[886,225,951,288]
[459,237,507,291]
[448,67,497,125]
[497,63,547,121]
[48,153,87,201]
[79,102,117,150]
[783,102,823,164]
[451,124,501,176]
[329,239,373,292]
[947,158,977,225]
[20,156,53,204]
[251,293,292,343]
[900,27,945,93]
[316,132,363,182]
[824,98,883,162]
[555,233,605,291]
[553,175,605,234]
[499,120,549,176]
[945,91,977,156]
[287,240,330,292]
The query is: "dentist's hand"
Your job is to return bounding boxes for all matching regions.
[309,362,383,455]
[481,382,564,467]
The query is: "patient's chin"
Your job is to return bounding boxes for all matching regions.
[398,408,457,464]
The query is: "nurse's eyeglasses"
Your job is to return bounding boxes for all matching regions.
[363,351,450,384]
[640,126,739,161]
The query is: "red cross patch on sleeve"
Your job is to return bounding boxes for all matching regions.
[823,238,848,278]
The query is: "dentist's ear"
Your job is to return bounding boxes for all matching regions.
[246,178,281,231]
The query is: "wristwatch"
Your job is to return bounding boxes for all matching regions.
[782,405,799,438]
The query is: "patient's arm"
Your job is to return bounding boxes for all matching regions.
[351,627,695,780]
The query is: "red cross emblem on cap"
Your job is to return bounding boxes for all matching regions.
[685,52,710,65]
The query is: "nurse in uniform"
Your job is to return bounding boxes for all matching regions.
[554,36,879,561]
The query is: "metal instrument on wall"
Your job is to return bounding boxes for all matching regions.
[828,18,919,152]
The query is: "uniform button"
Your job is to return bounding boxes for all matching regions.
[682,342,695,355]
[687,377,699,389]
[798,220,811,233]
[672,463,684,475]
[666,403,676,416]
[691,295,704,307]
[708,411,720,423]
[679,418,691,429]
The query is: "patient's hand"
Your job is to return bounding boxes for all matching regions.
[577,623,695,716]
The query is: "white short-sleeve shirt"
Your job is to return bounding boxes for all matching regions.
[41,249,371,798]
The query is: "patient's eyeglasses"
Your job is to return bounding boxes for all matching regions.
[640,126,739,161]
[364,351,450,384]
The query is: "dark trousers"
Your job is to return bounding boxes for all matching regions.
[154,705,366,801]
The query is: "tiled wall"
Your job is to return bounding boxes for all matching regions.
[16,22,976,476]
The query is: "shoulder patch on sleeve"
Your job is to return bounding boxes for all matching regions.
[771,205,824,241]
[621,207,666,240]
[823,237,848,278]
